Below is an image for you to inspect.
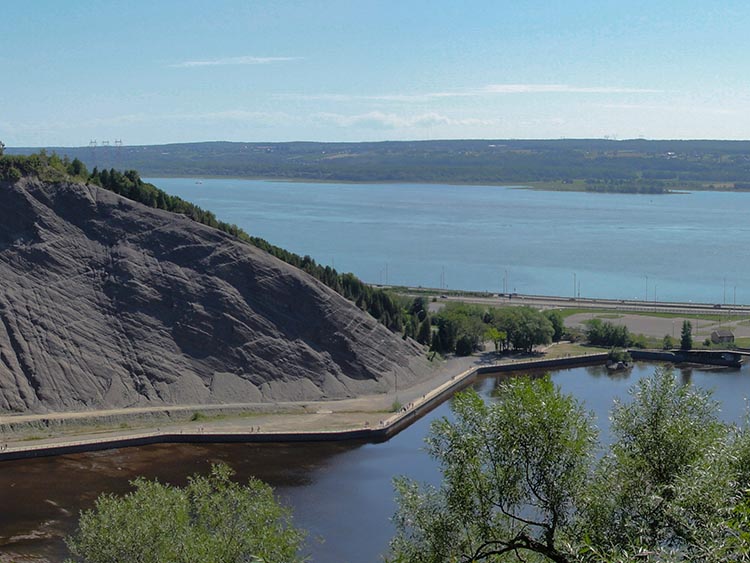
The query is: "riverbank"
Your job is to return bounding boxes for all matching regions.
[0,349,607,462]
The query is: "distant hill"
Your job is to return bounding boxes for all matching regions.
[9,139,750,192]
[0,172,427,413]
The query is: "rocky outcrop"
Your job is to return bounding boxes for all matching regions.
[0,178,427,413]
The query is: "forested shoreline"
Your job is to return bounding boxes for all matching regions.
[10,138,750,193]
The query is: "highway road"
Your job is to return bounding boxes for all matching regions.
[385,286,750,316]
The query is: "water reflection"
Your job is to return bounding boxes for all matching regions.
[2,362,750,563]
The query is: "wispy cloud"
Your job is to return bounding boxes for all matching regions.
[280,84,662,102]
[170,55,300,68]
[600,102,736,115]
[481,84,662,94]
[314,111,495,129]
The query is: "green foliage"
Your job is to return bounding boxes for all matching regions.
[416,317,432,346]
[488,306,554,353]
[65,463,305,563]
[663,334,675,350]
[428,304,553,355]
[430,317,458,354]
[581,368,732,559]
[483,326,504,352]
[409,297,429,321]
[545,309,565,342]
[454,334,474,356]
[607,348,632,363]
[391,367,750,563]
[584,318,631,347]
[681,320,693,350]
[433,303,486,354]
[391,376,597,563]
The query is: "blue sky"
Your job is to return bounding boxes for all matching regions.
[3,1,750,146]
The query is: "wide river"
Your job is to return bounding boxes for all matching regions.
[2,363,749,562]
[147,178,750,304]
[4,180,750,561]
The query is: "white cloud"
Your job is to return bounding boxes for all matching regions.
[481,84,662,94]
[170,55,299,68]
[314,111,494,129]
[279,84,662,103]
[600,103,736,115]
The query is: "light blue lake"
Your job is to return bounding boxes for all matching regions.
[147,178,750,304]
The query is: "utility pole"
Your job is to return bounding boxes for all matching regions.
[573,272,577,299]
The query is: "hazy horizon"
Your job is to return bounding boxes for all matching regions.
[5,2,750,147]
[10,136,750,150]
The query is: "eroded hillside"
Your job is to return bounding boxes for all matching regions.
[0,177,427,413]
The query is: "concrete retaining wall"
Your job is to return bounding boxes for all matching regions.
[0,353,611,462]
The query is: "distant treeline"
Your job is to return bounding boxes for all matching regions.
[0,152,404,332]
[10,139,750,193]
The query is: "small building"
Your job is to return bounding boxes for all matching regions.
[711,329,735,345]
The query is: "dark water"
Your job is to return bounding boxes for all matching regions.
[146,178,750,304]
[2,363,749,562]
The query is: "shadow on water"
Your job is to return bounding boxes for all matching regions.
[0,441,365,561]
[3,362,750,563]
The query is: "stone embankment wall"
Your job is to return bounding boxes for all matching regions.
[0,353,609,462]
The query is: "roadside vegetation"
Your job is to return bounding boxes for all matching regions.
[400,299,565,357]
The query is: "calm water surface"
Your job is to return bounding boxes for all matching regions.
[3,363,749,562]
[147,178,750,304]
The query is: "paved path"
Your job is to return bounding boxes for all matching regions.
[0,349,605,460]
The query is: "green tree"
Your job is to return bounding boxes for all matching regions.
[662,334,675,350]
[390,367,745,563]
[417,317,432,345]
[681,319,693,350]
[409,297,429,321]
[66,464,305,563]
[584,318,630,347]
[455,334,474,356]
[545,309,565,342]
[483,326,503,352]
[581,368,732,557]
[0,140,4,156]
[391,376,596,563]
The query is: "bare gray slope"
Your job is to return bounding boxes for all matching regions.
[0,178,427,413]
